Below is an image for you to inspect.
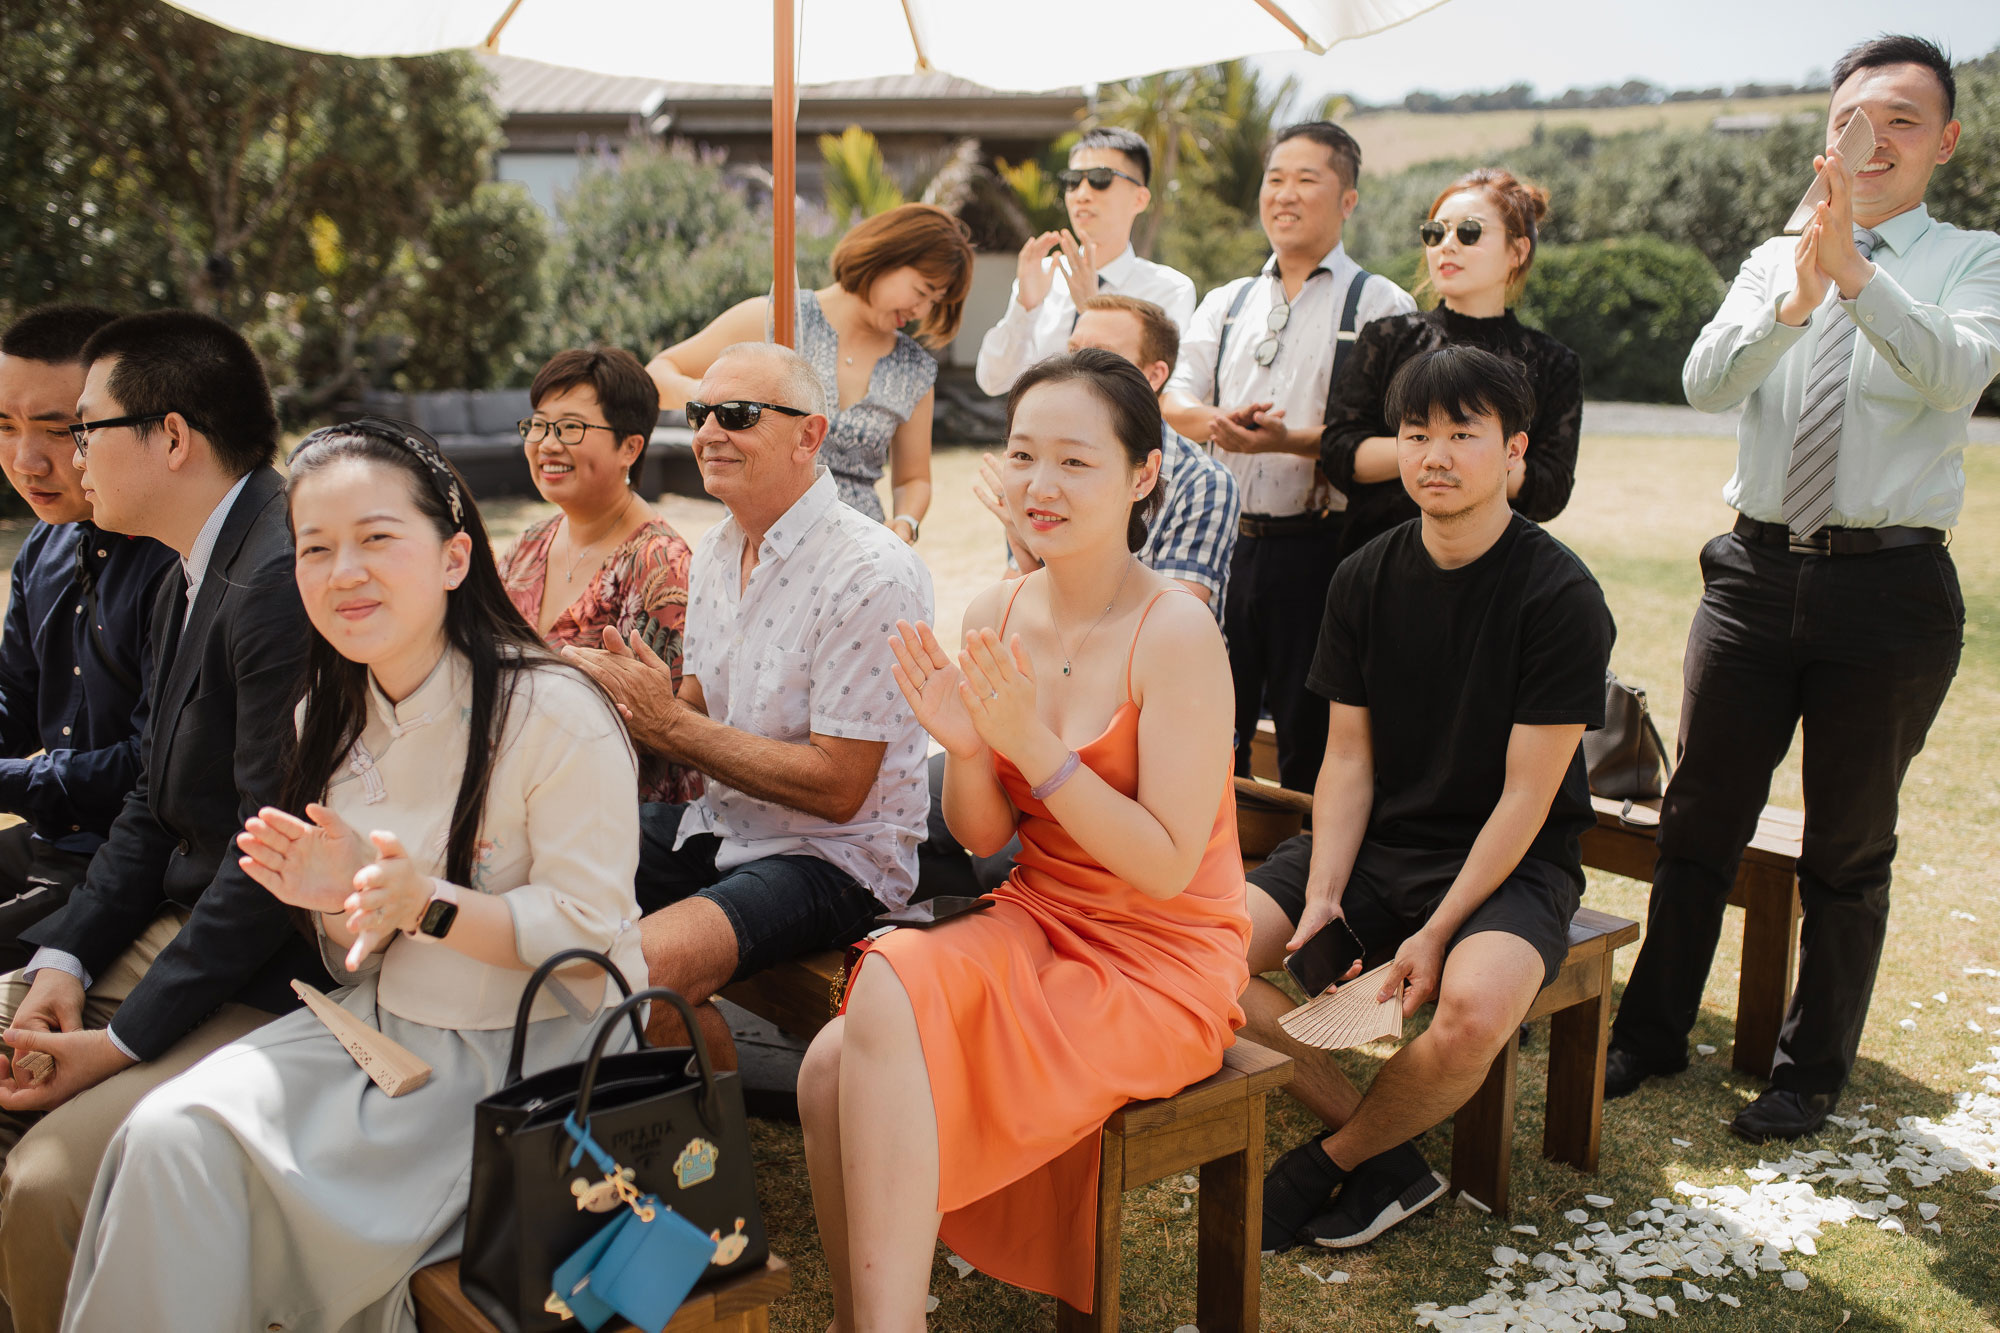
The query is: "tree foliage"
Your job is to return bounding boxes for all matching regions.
[0,0,541,411]
[535,140,834,366]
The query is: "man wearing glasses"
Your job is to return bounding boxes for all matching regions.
[0,307,177,971]
[564,342,932,1065]
[1161,121,1415,793]
[974,127,1197,395]
[0,310,324,1331]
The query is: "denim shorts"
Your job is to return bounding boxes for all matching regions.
[637,803,886,983]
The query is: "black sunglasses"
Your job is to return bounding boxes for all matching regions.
[685,400,810,433]
[1420,218,1485,248]
[67,413,171,457]
[1058,166,1144,193]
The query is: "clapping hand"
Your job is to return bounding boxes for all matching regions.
[1811,149,1874,297]
[1054,230,1103,310]
[1211,403,1287,454]
[956,628,1047,764]
[1013,231,1064,312]
[889,619,984,759]
[238,803,372,914]
[341,831,429,973]
[564,627,682,756]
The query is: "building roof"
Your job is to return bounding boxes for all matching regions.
[478,52,1082,118]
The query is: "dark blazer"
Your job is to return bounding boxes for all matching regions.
[25,466,333,1060]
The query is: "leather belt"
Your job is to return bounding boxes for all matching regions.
[1732,513,1946,556]
[1239,509,1335,539]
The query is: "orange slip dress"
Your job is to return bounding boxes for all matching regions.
[848,584,1252,1312]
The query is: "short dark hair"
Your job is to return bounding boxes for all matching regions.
[1384,345,1536,441]
[1270,120,1362,187]
[1077,294,1179,377]
[1072,127,1153,186]
[530,347,660,484]
[79,310,278,476]
[1005,348,1165,553]
[1831,35,1955,119]
[0,305,119,364]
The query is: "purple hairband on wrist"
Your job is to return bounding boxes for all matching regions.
[1029,750,1082,802]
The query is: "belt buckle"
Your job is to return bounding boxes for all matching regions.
[1786,528,1830,555]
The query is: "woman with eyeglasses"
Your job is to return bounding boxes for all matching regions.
[646,203,974,542]
[499,347,700,803]
[60,421,645,1333]
[1319,168,1582,559]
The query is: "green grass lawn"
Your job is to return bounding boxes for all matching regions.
[748,438,2000,1333]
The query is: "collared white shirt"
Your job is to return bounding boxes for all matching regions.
[677,471,934,907]
[1166,242,1415,517]
[1684,204,2000,529]
[182,473,250,622]
[975,244,1199,396]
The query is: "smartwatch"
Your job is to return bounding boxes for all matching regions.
[413,879,460,940]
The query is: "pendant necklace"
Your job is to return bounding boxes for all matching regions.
[561,493,638,584]
[1051,556,1134,678]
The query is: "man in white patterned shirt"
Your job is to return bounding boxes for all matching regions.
[1162,121,1415,793]
[974,127,1198,396]
[566,343,933,1057]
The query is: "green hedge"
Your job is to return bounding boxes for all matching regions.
[1372,236,1725,403]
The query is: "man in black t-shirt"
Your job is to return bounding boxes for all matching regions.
[1247,346,1614,1253]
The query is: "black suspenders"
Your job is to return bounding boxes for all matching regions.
[1211,267,1372,405]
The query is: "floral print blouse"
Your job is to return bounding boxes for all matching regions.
[499,514,703,804]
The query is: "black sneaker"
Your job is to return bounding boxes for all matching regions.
[1259,1138,1347,1255]
[1303,1142,1446,1249]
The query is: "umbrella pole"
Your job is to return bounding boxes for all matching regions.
[771,0,797,348]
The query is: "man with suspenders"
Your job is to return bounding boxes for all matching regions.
[1164,121,1415,793]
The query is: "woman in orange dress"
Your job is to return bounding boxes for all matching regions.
[798,349,1251,1329]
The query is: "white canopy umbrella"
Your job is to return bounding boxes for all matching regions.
[164,0,1447,339]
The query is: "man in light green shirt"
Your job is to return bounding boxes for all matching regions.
[1607,34,2000,1143]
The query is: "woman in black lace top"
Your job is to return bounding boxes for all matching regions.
[1321,168,1582,559]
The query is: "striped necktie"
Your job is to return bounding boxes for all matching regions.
[1781,228,1880,537]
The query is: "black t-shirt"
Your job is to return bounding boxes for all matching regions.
[1308,513,1614,883]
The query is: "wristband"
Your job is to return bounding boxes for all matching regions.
[1029,750,1082,802]
[891,513,921,542]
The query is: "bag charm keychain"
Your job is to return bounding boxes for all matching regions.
[544,1114,717,1333]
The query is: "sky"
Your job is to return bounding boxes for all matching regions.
[1254,0,2000,106]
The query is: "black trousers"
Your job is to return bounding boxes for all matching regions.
[0,823,96,973]
[1611,531,1964,1095]
[1225,519,1343,793]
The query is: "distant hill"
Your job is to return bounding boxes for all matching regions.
[1346,93,1828,175]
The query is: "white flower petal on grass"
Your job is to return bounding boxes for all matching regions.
[1901,1019,1919,1030]
[926,1295,940,1313]
[1918,1202,1940,1220]
[945,1253,975,1279]
[1512,1224,1539,1236]
[1782,1271,1809,1291]
[1459,1190,1493,1213]
[1566,1209,1591,1224]
[1583,1195,1615,1208]
[1671,1138,1692,1148]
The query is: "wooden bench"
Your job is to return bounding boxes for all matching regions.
[1236,776,1637,1214]
[1247,719,1807,1080]
[411,1255,791,1333]
[1579,796,1802,1079]
[725,956,1294,1330]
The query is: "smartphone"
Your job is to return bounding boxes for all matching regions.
[1284,915,1367,998]
[873,895,996,929]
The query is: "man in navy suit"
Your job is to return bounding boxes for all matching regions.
[0,311,329,1333]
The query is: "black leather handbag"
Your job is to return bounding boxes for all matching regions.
[1582,669,1672,804]
[458,950,768,1332]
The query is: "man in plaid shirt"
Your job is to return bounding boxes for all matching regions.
[919,294,1242,895]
